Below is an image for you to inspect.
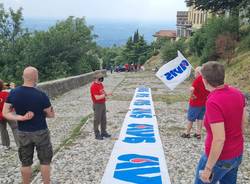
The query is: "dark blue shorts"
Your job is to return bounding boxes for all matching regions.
[187,106,205,122]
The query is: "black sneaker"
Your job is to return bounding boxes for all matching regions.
[95,134,104,140]
[101,133,111,138]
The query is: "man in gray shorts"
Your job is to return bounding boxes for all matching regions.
[3,66,55,184]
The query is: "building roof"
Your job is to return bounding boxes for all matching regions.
[153,30,177,38]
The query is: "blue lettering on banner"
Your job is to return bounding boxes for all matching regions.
[138,88,149,92]
[133,99,151,106]
[114,154,162,184]
[130,108,152,118]
[123,124,155,143]
[164,60,189,81]
[136,93,150,98]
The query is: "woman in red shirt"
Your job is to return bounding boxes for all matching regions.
[194,62,247,184]
[0,80,19,149]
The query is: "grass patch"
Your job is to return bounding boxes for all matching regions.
[54,114,92,153]
[31,114,91,181]
[187,55,201,67]
[225,51,250,93]
[153,94,189,104]
[151,88,158,92]
[111,95,133,101]
[125,72,153,79]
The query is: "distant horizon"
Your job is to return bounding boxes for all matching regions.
[22,18,176,47]
[23,16,177,25]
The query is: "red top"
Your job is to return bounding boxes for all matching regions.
[204,85,245,160]
[0,91,9,121]
[90,82,106,104]
[189,75,210,107]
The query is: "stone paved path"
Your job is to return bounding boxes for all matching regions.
[1,71,249,184]
[0,73,124,184]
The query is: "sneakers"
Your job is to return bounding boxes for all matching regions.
[193,133,201,140]
[95,132,111,140]
[95,134,104,140]
[181,133,191,138]
[101,133,111,138]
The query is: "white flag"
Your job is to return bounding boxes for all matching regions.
[156,51,192,90]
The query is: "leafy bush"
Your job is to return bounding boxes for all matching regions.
[189,16,239,64]
[0,5,99,84]
[239,34,250,51]
[160,38,187,63]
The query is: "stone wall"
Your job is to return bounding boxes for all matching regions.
[37,70,106,98]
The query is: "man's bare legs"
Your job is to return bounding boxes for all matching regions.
[21,166,32,184]
[41,164,51,184]
[21,165,50,184]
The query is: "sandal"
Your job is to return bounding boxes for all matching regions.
[194,133,201,139]
[181,133,191,138]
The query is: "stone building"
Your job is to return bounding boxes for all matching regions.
[153,30,177,42]
[187,5,209,31]
[176,11,192,38]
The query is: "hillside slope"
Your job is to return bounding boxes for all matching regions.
[225,51,250,93]
[143,54,162,71]
[144,52,250,92]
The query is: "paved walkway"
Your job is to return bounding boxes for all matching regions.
[1,71,249,184]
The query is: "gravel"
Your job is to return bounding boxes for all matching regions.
[1,71,249,184]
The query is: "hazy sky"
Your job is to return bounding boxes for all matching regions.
[1,0,187,22]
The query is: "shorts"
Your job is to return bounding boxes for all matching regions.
[17,129,53,167]
[187,106,205,122]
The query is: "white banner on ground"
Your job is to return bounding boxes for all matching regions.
[156,51,192,90]
[101,87,171,184]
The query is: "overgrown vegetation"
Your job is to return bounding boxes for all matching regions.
[157,0,250,92]
[101,30,154,69]
[0,6,100,84]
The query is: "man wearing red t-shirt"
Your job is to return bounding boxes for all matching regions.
[0,80,18,149]
[90,71,112,140]
[181,67,209,139]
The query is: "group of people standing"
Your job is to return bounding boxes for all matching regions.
[1,67,55,184]
[0,62,248,184]
[0,68,111,184]
[182,62,247,184]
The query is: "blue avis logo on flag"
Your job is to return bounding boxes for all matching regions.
[156,51,192,90]
[114,154,162,184]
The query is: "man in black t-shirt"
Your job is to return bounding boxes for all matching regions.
[3,66,55,184]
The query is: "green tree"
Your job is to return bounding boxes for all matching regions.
[188,16,239,64]
[186,0,244,14]
[0,6,100,84]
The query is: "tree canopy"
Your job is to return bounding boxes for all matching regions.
[185,0,249,14]
[0,6,100,84]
